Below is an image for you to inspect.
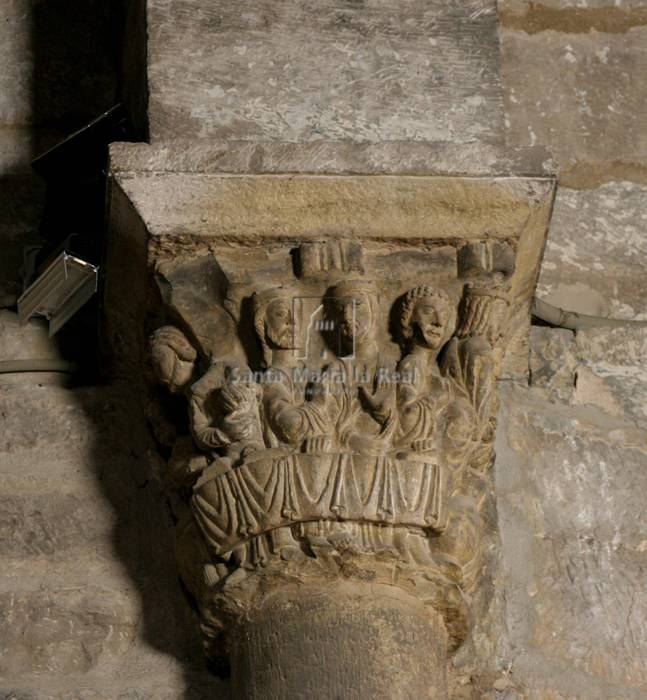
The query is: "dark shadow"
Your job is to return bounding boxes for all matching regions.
[24,2,226,696]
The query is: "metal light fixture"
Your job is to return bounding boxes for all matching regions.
[17,252,99,336]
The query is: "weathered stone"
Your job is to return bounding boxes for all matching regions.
[0,490,118,559]
[0,374,222,687]
[574,326,647,425]
[0,588,136,675]
[536,182,647,320]
[529,326,577,401]
[4,0,647,695]
[147,0,504,144]
[0,312,59,362]
[501,28,647,187]
[231,585,448,700]
[496,385,647,698]
[0,385,130,468]
[500,1,647,33]
[114,172,554,242]
[118,152,554,696]
[0,3,32,125]
[0,678,225,700]
[0,312,66,385]
[109,140,556,177]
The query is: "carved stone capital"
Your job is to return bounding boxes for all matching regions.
[107,166,554,690]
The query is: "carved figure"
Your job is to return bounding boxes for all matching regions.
[148,246,516,666]
[441,283,509,471]
[149,326,208,504]
[150,325,197,393]
[190,364,264,470]
[252,287,329,450]
[316,279,396,454]
[395,285,453,452]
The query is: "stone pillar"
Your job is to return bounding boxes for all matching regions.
[230,584,448,700]
[105,154,555,695]
[102,2,558,696]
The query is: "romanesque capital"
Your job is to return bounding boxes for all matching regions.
[113,170,554,695]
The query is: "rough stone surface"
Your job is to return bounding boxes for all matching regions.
[109,140,556,177]
[232,585,448,700]
[529,326,577,401]
[536,182,647,320]
[529,324,647,425]
[0,589,136,676]
[114,171,553,242]
[574,326,647,425]
[501,26,647,188]
[147,0,504,144]
[496,383,647,699]
[0,380,226,698]
[500,1,647,32]
[2,0,647,697]
[0,311,66,385]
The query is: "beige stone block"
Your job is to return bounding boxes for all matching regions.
[536,182,647,320]
[500,1,647,30]
[115,172,553,243]
[109,139,555,178]
[0,385,111,467]
[496,386,647,695]
[501,27,647,186]
[0,490,118,560]
[147,0,504,143]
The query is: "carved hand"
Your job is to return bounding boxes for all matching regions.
[220,382,250,413]
[302,434,333,454]
[359,380,396,423]
[222,413,256,442]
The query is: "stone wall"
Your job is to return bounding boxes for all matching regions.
[493,3,647,697]
[1,1,646,699]
[0,2,222,698]
[500,0,647,320]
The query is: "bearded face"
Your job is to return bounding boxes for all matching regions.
[265,298,296,349]
[411,297,448,349]
[334,292,374,351]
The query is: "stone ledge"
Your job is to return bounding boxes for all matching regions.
[112,171,554,245]
[109,140,556,178]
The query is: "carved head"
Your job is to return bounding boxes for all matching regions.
[329,279,379,354]
[150,326,197,393]
[400,285,451,350]
[252,287,297,367]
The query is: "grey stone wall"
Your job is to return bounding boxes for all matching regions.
[500,0,647,320]
[0,313,226,699]
[146,0,504,144]
[0,2,221,698]
[493,4,647,697]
